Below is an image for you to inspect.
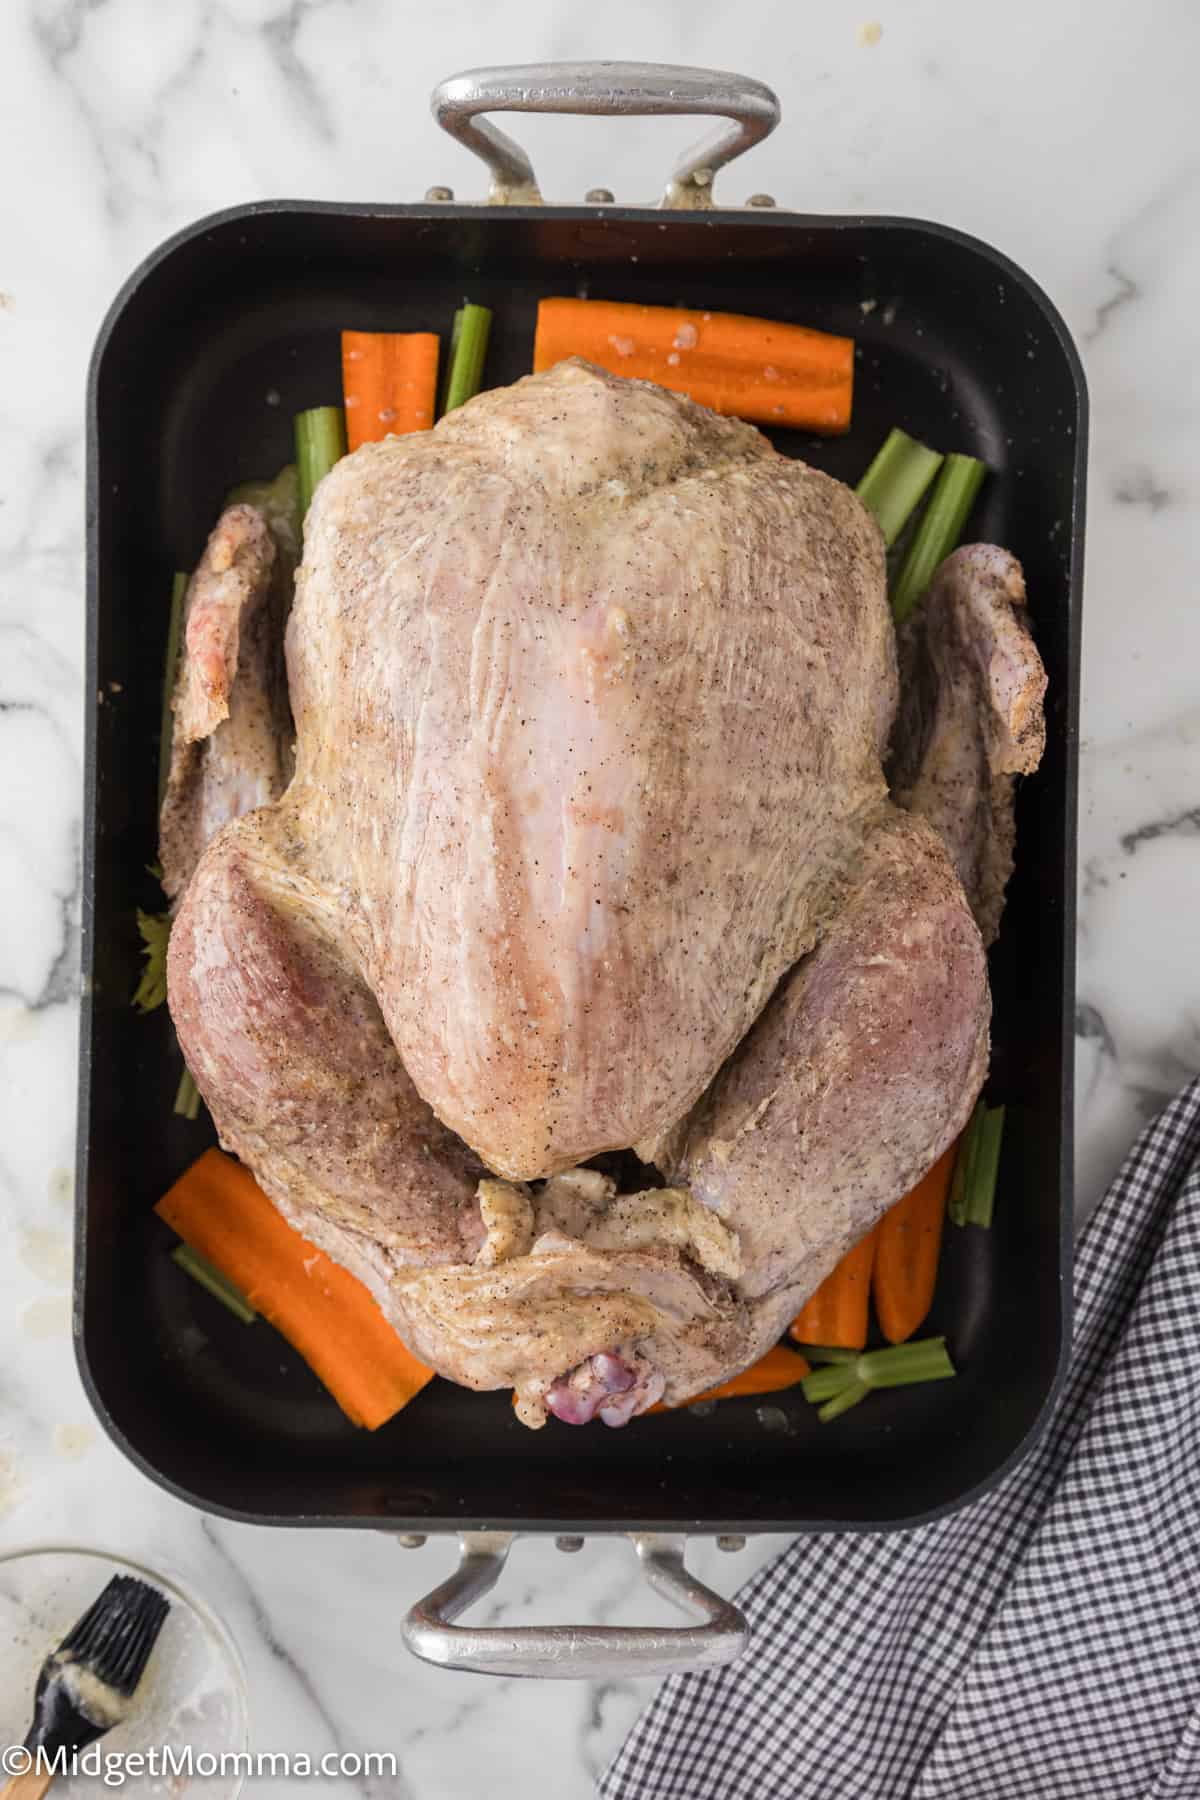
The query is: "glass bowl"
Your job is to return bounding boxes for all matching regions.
[0,1544,248,1798]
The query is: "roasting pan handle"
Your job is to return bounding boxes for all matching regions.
[402,1531,749,1678]
[430,62,780,208]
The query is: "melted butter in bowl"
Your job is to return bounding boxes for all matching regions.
[0,1546,248,1799]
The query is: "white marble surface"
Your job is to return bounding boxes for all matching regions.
[1,1,1198,1793]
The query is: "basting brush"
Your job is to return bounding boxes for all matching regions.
[3,1575,170,1798]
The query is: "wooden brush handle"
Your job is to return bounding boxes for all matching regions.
[1,1768,55,1799]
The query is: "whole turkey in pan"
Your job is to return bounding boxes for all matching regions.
[163,358,1046,1428]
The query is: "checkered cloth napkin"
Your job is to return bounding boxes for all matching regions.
[602,1077,1200,1800]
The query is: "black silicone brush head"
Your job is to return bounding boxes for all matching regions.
[25,1574,170,1755]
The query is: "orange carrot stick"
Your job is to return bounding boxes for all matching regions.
[872,1143,958,1345]
[341,331,440,451]
[157,1148,434,1429]
[789,1223,881,1351]
[533,297,854,434]
[652,1344,811,1412]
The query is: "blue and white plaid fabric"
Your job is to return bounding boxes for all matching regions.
[602,1078,1200,1800]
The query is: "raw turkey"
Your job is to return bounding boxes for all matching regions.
[165,360,1045,1427]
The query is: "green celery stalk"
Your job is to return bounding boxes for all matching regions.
[950,1102,1007,1229]
[800,1336,957,1423]
[174,1066,202,1121]
[443,307,464,401]
[801,1345,862,1366]
[891,452,987,625]
[132,908,170,1013]
[817,1379,870,1423]
[227,462,302,562]
[857,1337,956,1390]
[295,407,347,523]
[440,303,492,415]
[171,1243,257,1324]
[967,1105,1007,1229]
[157,571,189,806]
[802,1364,862,1404]
[948,1101,986,1227]
[855,428,944,548]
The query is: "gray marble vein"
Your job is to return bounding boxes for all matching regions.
[1120,803,1200,857]
[1085,260,1138,342]
[260,0,340,143]
[1112,466,1172,512]
[1075,1002,1116,1062]
[201,1520,414,1797]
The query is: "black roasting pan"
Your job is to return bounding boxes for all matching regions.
[78,65,1084,1672]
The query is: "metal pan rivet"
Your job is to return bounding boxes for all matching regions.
[555,1534,585,1553]
[716,1534,747,1552]
[425,185,455,202]
[585,188,615,204]
[397,1533,428,1548]
[746,193,777,208]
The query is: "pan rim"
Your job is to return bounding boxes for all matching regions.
[86,197,1089,423]
[79,199,1085,1537]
